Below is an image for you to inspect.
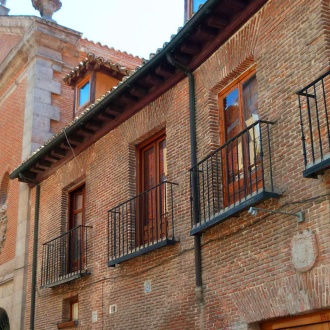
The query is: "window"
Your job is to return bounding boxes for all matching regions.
[192,0,206,13]
[68,185,85,273]
[76,76,91,110]
[137,131,167,245]
[57,298,79,329]
[218,70,260,205]
[185,0,206,20]
[70,299,79,321]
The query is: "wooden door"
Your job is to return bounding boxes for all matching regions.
[68,185,85,273]
[288,325,330,330]
[138,132,167,245]
[220,72,260,206]
[261,310,330,330]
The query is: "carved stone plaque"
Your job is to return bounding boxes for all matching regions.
[291,229,318,272]
[0,204,8,252]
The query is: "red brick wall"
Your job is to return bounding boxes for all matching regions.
[0,67,26,265]
[25,0,330,329]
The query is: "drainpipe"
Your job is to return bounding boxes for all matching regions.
[166,54,203,300]
[18,174,40,330]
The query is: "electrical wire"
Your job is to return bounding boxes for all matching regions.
[63,128,76,158]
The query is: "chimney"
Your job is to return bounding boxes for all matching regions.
[0,0,10,16]
[32,0,62,21]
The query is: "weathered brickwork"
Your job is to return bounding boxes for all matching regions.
[0,12,143,329]
[16,0,330,329]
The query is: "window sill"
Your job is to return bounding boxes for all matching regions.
[57,320,78,329]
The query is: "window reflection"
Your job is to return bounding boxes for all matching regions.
[193,0,206,13]
[79,81,90,107]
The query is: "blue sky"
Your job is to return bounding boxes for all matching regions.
[6,0,184,58]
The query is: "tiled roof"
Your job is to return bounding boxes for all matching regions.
[63,52,134,85]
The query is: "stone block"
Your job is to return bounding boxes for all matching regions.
[37,45,62,62]
[35,76,61,95]
[31,129,54,145]
[34,101,60,121]
[35,63,53,80]
[34,88,52,105]
[32,114,50,131]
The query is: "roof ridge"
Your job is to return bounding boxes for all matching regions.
[81,37,143,60]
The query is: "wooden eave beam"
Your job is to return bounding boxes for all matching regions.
[144,73,164,86]
[68,134,85,145]
[51,147,67,158]
[180,41,202,55]
[206,15,230,29]
[223,0,248,11]
[195,24,218,41]
[84,119,103,131]
[97,111,116,121]
[130,85,148,98]
[60,141,77,150]
[155,64,176,79]
[172,52,192,65]
[105,105,124,116]
[29,167,45,174]
[118,93,139,105]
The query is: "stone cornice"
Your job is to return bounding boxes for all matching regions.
[0,16,81,93]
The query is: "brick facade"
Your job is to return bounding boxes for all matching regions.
[0,12,141,330]
[7,0,330,329]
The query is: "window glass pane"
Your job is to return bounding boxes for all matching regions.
[79,81,90,106]
[159,139,167,182]
[243,74,258,124]
[72,302,79,320]
[143,146,155,190]
[74,194,83,210]
[223,88,240,141]
[193,0,206,12]
[243,75,260,165]
[73,213,82,227]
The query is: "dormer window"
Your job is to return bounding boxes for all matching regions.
[64,53,132,118]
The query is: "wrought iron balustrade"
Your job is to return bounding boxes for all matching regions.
[297,70,330,178]
[108,181,178,266]
[41,225,92,288]
[190,120,278,234]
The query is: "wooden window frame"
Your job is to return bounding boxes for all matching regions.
[70,298,78,321]
[218,67,259,205]
[218,66,257,143]
[136,130,167,246]
[136,129,167,194]
[68,183,86,230]
[67,184,86,273]
[75,73,96,114]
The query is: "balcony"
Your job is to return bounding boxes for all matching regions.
[108,181,178,266]
[190,120,279,235]
[297,70,330,178]
[41,225,92,288]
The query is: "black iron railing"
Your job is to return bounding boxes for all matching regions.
[41,225,92,287]
[190,120,278,233]
[108,181,178,266]
[297,70,330,177]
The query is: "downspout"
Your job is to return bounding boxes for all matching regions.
[18,174,40,330]
[166,54,203,300]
